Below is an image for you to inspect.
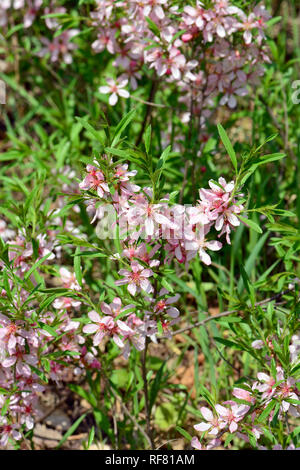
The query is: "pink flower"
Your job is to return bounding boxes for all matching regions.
[219,80,248,108]
[123,243,160,268]
[117,318,145,359]
[277,375,299,416]
[24,0,42,28]
[215,403,250,433]
[252,339,264,349]
[53,297,81,310]
[141,0,167,20]
[194,406,226,435]
[127,199,176,237]
[255,372,276,399]
[92,29,117,54]
[185,226,222,265]
[200,178,234,210]
[184,2,206,30]
[150,47,186,81]
[0,220,15,241]
[232,387,255,404]
[59,267,81,291]
[154,290,180,319]
[0,321,19,353]
[113,164,140,195]
[191,437,204,450]
[79,164,110,198]
[101,297,135,319]
[38,30,79,64]
[44,4,66,30]
[0,418,22,447]
[99,78,130,106]
[116,261,154,296]
[83,311,123,348]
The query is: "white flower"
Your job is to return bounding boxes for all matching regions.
[99,78,130,106]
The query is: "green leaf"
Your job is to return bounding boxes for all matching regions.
[238,215,263,234]
[105,147,129,159]
[257,400,277,423]
[145,17,161,38]
[68,384,97,408]
[161,277,174,293]
[144,125,151,154]
[176,426,192,441]
[224,433,235,447]
[75,117,104,143]
[55,139,70,169]
[111,369,129,389]
[111,109,136,147]
[87,426,95,449]
[24,252,53,280]
[155,403,177,431]
[56,413,87,449]
[217,124,237,174]
[74,247,83,287]
[157,145,171,169]
[239,263,251,294]
[150,362,166,412]
[38,322,59,338]
[73,251,107,258]
[213,337,244,350]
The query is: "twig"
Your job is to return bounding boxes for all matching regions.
[156,438,179,449]
[159,281,300,339]
[141,337,155,449]
[136,80,157,147]
[179,159,190,204]
[130,95,167,109]
[107,379,153,449]
[113,402,118,450]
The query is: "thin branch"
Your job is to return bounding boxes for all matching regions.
[130,95,168,108]
[159,281,300,339]
[141,337,155,449]
[107,379,153,449]
[135,80,157,147]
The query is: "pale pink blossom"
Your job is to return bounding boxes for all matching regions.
[232,387,255,404]
[185,226,222,265]
[83,310,123,348]
[215,403,250,433]
[115,261,154,296]
[79,164,110,198]
[194,406,226,435]
[59,267,81,291]
[99,78,130,106]
[0,418,22,447]
[24,0,42,28]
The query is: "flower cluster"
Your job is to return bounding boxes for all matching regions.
[0,0,42,29]
[191,366,300,450]
[0,216,99,448]
[0,0,79,64]
[78,157,245,348]
[92,0,270,117]
[3,2,270,119]
[83,297,145,360]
